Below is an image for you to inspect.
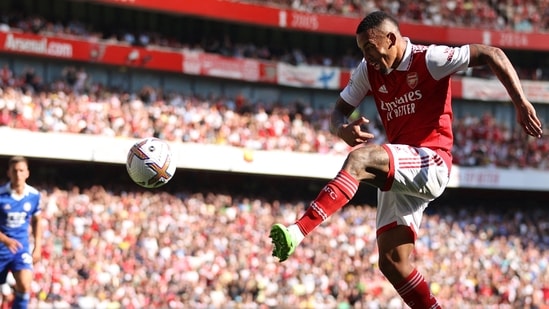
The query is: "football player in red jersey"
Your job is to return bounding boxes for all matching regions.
[270,10,543,308]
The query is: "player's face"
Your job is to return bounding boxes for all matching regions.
[356,28,396,75]
[8,161,29,186]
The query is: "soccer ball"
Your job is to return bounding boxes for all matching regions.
[126,137,176,188]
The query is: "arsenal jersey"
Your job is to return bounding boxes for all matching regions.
[340,39,470,169]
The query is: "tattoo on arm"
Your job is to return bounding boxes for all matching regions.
[330,98,355,135]
[470,44,526,105]
[330,110,347,135]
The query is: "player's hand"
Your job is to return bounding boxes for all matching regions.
[2,237,22,254]
[338,116,375,147]
[516,102,543,138]
[32,247,41,262]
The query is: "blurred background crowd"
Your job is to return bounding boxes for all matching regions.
[0,65,548,169]
[250,0,549,32]
[6,183,543,309]
[0,0,548,308]
[1,2,549,79]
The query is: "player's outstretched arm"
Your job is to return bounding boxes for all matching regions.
[468,44,543,138]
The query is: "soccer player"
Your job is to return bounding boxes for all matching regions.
[270,10,543,308]
[0,156,42,309]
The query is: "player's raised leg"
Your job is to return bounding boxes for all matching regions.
[270,145,389,261]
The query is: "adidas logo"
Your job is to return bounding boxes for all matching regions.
[378,84,388,93]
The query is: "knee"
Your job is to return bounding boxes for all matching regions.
[378,252,398,277]
[344,145,389,184]
[378,251,413,283]
[14,285,31,294]
[14,278,32,294]
[346,146,375,164]
[356,144,388,163]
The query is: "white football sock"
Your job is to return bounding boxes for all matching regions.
[287,224,305,246]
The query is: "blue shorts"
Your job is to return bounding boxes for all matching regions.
[0,249,33,284]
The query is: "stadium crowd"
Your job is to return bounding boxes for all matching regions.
[0,2,548,309]
[10,183,547,308]
[0,64,548,169]
[5,0,548,35]
[2,6,549,78]
[249,0,549,33]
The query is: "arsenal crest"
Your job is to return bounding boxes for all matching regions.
[407,72,418,89]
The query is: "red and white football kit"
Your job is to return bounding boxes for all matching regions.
[340,39,470,236]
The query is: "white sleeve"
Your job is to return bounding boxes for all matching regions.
[426,44,470,80]
[340,59,372,107]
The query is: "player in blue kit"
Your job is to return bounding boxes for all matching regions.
[0,156,42,309]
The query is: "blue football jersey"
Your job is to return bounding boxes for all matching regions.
[0,183,41,251]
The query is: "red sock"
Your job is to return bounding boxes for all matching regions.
[296,170,358,235]
[394,269,441,309]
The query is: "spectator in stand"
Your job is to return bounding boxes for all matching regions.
[0,65,13,88]
[0,156,42,309]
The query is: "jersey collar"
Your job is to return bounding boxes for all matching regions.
[7,182,30,198]
[395,37,412,72]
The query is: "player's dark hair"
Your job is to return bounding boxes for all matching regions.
[9,156,28,167]
[356,11,399,35]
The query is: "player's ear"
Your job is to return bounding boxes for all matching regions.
[387,32,396,48]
